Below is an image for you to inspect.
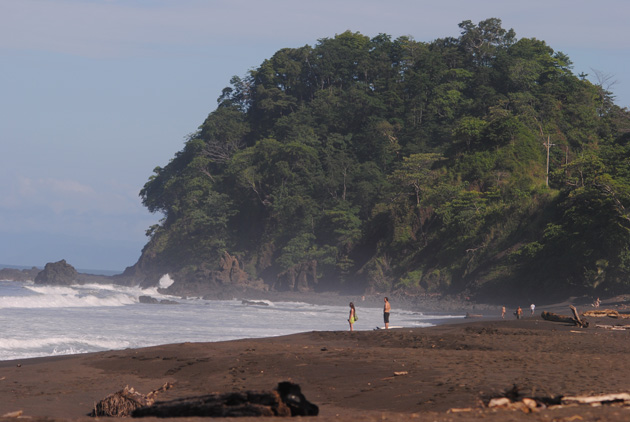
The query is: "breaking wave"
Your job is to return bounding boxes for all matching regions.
[0,283,170,309]
[0,336,131,361]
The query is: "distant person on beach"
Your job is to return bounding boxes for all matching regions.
[501,306,506,319]
[383,297,391,329]
[515,306,523,319]
[593,297,601,308]
[348,302,357,331]
[530,303,535,315]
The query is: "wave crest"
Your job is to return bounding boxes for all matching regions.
[0,283,171,309]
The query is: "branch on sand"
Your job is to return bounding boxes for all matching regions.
[90,382,173,417]
[468,384,630,414]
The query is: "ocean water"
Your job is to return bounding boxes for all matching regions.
[0,279,464,361]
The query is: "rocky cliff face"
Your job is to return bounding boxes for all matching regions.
[122,247,326,297]
[273,260,318,292]
[155,252,267,297]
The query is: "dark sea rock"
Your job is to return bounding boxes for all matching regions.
[0,267,40,282]
[139,295,159,304]
[34,259,78,285]
[138,295,179,305]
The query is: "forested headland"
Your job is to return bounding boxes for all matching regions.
[125,18,630,304]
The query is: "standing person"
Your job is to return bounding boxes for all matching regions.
[530,303,535,315]
[501,306,506,319]
[348,302,357,331]
[515,306,523,319]
[383,297,391,329]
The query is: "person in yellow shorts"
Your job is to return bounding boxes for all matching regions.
[348,302,357,331]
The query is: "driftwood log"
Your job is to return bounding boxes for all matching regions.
[569,305,587,326]
[541,306,589,328]
[482,392,630,411]
[596,324,630,330]
[91,383,172,417]
[132,382,318,418]
[584,309,630,319]
[562,393,630,405]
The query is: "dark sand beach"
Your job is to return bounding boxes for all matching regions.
[2,307,630,421]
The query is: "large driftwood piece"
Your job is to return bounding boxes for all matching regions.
[134,391,289,417]
[132,382,318,418]
[569,305,586,327]
[541,306,589,327]
[541,311,572,324]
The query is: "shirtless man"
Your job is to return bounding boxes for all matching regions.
[383,297,391,329]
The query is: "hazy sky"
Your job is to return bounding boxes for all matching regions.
[1,0,629,272]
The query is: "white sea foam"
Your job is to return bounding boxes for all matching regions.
[0,287,135,309]
[0,282,178,309]
[0,336,130,351]
[241,299,275,307]
[24,285,77,295]
[159,274,174,289]
[0,334,133,361]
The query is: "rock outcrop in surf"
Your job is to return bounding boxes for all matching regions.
[34,259,78,285]
[0,267,40,282]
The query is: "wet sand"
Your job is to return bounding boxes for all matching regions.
[2,311,630,421]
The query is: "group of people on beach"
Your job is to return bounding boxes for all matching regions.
[348,297,391,331]
[351,297,542,330]
[501,303,536,319]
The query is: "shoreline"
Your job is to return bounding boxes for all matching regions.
[0,304,473,364]
[210,287,504,316]
[4,315,630,421]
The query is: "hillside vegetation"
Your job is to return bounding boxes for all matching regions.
[130,18,630,303]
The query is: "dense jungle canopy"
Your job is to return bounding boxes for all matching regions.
[133,18,630,303]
